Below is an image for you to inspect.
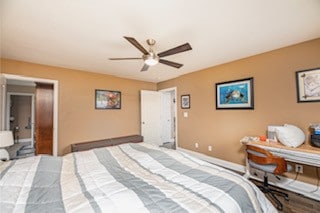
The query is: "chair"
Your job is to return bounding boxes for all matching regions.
[246,145,292,211]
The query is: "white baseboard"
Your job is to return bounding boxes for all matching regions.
[177,147,320,201]
[178,147,246,173]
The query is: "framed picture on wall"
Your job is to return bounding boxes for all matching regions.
[296,67,320,103]
[181,94,190,109]
[95,89,121,109]
[215,77,254,109]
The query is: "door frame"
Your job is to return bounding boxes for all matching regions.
[6,92,35,146]
[2,74,59,156]
[159,87,178,148]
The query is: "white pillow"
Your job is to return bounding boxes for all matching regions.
[275,124,305,147]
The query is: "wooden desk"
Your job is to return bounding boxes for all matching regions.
[244,140,320,167]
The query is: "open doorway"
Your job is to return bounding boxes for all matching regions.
[160,88,177,149]
[1,74,59,157]
[7,92,35,158]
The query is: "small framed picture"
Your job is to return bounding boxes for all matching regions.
[95,89,121,109]
[215,77,254,109]
[181,94,190,109]
[296,67,320,103]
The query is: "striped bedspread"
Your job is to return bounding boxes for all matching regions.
[0,143,276,213]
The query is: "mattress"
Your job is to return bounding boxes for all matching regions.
[0,142,276,212]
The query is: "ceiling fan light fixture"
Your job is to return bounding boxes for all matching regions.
[143,53,159,66]
[110,37,192,71]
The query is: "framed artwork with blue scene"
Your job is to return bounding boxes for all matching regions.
[215,77,254,109]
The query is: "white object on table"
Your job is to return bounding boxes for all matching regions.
[0,131,14,160]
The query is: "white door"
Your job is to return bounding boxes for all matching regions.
[140,90,162,146]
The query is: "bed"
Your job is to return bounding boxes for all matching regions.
[0,142,276,212]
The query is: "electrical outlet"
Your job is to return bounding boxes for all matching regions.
[295,164,303,173]
[208,145,212,151]
[195,143,199,148]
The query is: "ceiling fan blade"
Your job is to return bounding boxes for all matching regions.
[141,64,149,72]
[157,43,192,58]
[124,36,149,55]
[159,59,183,68]
[109,57,142,60]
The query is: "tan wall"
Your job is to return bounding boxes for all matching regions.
[158,38,320,185]
[1,59,156,155]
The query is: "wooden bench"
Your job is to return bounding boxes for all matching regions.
[71,135,143,152]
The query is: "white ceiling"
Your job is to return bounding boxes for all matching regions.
[1,0,320,83]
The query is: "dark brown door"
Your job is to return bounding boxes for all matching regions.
[35,83,53,155]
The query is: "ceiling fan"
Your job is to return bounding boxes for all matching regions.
[109,36,192,71]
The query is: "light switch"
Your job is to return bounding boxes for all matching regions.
[183,112,188,117]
